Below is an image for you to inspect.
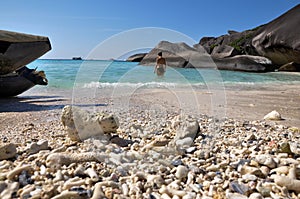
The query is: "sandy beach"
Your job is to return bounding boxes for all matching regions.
[1,83,299,134]
[0,83,300,198]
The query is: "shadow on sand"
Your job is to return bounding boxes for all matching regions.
[0,95,107,112]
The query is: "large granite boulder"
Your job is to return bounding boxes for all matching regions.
[278,62,300,72]
[252,4,300,66]
[126,53,147,62]
[211,45,239,58]
[0,30,51,75]
[139,41,214,68]
[213,55,273,72]
[139,41,193,67]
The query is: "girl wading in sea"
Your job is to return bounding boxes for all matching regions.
[154,52,166,76]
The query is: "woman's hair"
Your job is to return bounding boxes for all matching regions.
[158,52,162,56]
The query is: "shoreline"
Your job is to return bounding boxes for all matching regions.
[1,82,298,127]
[0,83,299,144]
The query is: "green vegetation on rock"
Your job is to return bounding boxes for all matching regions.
[229,33,253,53]
[210,43,218,50]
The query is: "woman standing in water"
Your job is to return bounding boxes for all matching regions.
[154,52,166,77]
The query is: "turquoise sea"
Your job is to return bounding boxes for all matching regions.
[28,59,300,90]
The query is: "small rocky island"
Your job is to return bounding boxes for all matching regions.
[72,57,82,60]
[128,4,300,72]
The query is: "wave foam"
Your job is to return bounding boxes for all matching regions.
[82,81,205,89]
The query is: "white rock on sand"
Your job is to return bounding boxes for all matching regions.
[263,110,282,120]
[61,105,119,141]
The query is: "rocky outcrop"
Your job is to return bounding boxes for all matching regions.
[136,4,300,72]
[0,30,51,75]
[200,4,300,69]
[140,41,195,67]
[139,41,214,68]
[278,62,300,72]
[139,41,273,72]
[252,4,300,66]
[214,55,274,72]
[126,53,147,62]
[199,28,259,56]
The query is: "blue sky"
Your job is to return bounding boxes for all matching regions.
[1,0,299,59]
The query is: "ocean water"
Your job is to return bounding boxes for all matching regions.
[27,59,300,90]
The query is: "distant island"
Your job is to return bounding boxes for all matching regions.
[72,57,82,60]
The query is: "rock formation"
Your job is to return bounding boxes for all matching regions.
[126,53,147,62]
[199,4,300,71]
[278,62,300,72]
[252,4,300,66]
[139,41,273,72]
[0,30,51,75]
[139,41,214,68]
[199,28,260,56]
[136,4,300,72]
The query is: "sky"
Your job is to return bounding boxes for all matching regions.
[1,0,299,59]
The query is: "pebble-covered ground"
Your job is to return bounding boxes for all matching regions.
[1,99,300,199]
[0,85,299,199]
